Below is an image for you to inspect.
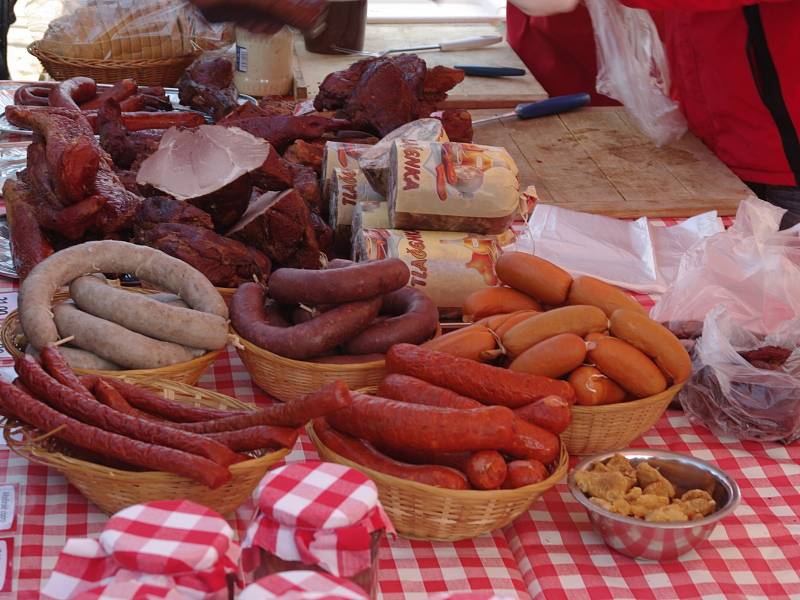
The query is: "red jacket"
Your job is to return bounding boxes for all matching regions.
[507,0,800,186]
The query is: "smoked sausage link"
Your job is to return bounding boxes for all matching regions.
[174,380,353,433]
[268,259,410,306]
[49,77,97,109]
[206,426,299,452]
[386,344,576,407]
[325,392,516,453]
[232,282,382,360]
[502,417,559,463]
[343,287,439,355]
[377,374,482,409]
[464,450,508,490]
[313,419,470,490]
[17,356,240,468]
[502,460,549,489]
[513,396,572,433]
[0,380,231,488]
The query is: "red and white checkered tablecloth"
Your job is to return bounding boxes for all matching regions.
[1,218,799,600]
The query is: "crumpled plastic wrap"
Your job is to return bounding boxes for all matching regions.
[39,0,233,61]
[680,306,800,444]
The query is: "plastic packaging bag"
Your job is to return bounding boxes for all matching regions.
[520,204,723,294]
[585,0,687,146]
[680,306,800,443]
[651,197,800,337]
[39,0,233,61]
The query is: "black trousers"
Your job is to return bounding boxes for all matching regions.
[0,0,16,80]
[747,182,800,230]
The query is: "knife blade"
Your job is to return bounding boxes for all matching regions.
[473,93,591,125]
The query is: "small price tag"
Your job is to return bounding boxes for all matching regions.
[0,485,16,532]
[0,291,18,367]
[0,537,13,593]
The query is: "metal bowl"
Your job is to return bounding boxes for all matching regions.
[568,449,741,561]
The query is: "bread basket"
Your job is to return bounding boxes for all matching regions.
[308,421,568,541]
[561,383,684,456]
[3,379,289,515]
[0,288,222,386]
[29,41,198,86]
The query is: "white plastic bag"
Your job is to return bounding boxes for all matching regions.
[652,197,800,337]
[585,0,687,146]
[680,306,800,443]
[520,204,723,294]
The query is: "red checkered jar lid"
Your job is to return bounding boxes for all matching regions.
[42,500,241,600]
[72,581,190,600]
[244,461,394,577]
[239,570,369,600]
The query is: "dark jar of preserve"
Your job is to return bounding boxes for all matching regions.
[304,0,368,54]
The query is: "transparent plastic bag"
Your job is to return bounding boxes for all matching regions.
[39,0,233,61]
[652,197,800,337]
[585,0,687,146]
[680,306,800,443]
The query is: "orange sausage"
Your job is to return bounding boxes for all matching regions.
[475,313,515,330]
[568,366,626,406]
[567,276,647,317]
[494,310,541,338]
[495,252,573,306]
[462,287,541,322]
[509,333,587,377]
[587,337,667,398]
[502,305,608,358]
[422,325,498,362]
[609,309,693,383]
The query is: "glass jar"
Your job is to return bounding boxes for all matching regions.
[253,530,382,599]
[304,0,368,54]
[234,26,294,97]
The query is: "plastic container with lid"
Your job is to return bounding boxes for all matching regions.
[234,26,294,97]
[304,0,368,54]
[243,461,395,599]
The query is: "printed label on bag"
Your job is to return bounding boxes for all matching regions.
[0,486,16,532]
[0,537,12,592]
[236,45,248,73]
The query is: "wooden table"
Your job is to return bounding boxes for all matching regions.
[472,107,751,217]
[293,24,547,108]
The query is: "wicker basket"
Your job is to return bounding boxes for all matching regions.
[308,422,569,541]
[28,41,198,86]
[234,332,387,403]
[0,288,222,385]
[3,379,289,515]
[561,383,684,456]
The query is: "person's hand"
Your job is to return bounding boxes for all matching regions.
[509,0,580,16]
[189,0,327,33]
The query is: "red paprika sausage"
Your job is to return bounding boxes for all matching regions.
[49,77,97,109]
[79,79,137,110]
[268,259,410,306]
[0,380,231,488]
[502,460,549,489]
[84,110,206,133]
[314,419,469,490]
[17,356,239,468]
[101,378,243,423]
[513,396,572,434]
[40,345,90,393]
[174,380,353,433]
[502,418,559,464]
[386,344,576,407]
[14,84,52,106]
[378,374,482,409]
[206,426,299,452]
[325,392,515,453]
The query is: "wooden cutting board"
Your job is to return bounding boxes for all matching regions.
[472,107,751,218]
[293,24,547,108]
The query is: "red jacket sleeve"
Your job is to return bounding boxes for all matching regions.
[619,0,788,10]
